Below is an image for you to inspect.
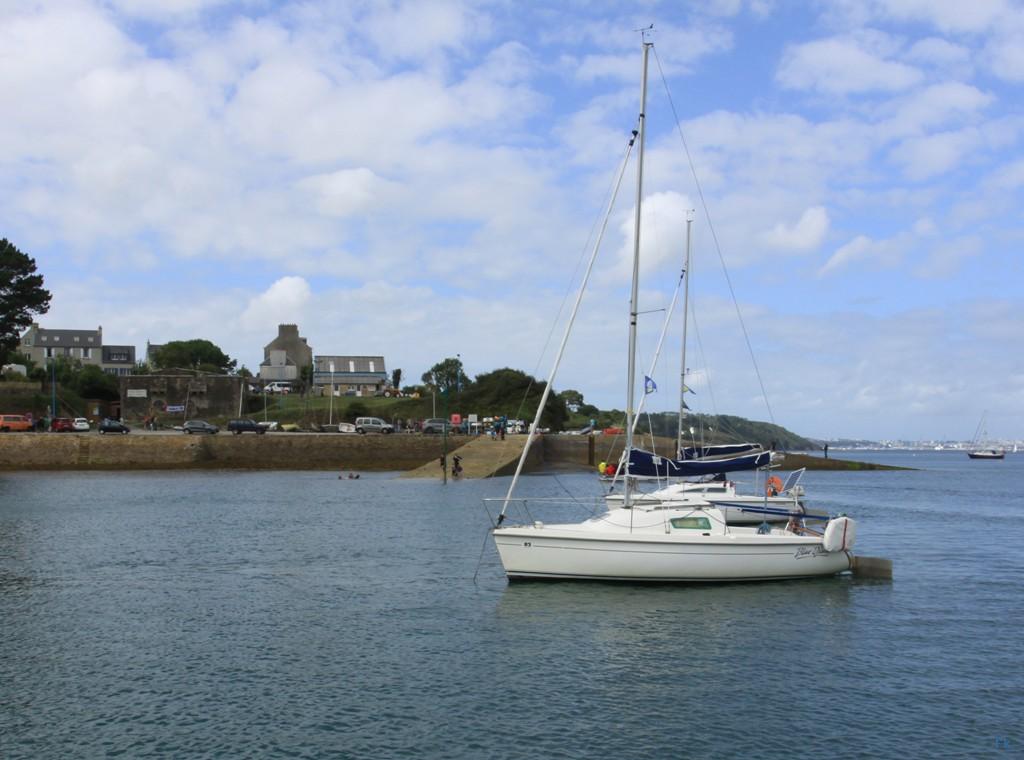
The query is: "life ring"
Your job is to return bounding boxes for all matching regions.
[766,475,784,496]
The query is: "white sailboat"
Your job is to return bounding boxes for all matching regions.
[490,40,857,582]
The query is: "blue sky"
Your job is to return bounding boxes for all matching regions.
[2,0,1023,440]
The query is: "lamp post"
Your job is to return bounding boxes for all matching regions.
[328,361,335,426]
[50,358,57,425]
[442,385,448,484]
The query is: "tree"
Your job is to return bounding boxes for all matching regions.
[421,357,465,394]
[153,339,236,373]
[74,364,119,400]
[391,367,402,390]
[0,239,51,365]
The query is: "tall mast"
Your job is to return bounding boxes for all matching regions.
[677,212,693,455]
[624,41,651,508]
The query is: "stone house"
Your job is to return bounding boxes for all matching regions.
[19,323,136,375]
[260,324,313,382]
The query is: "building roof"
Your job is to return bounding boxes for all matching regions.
[314,355,386,374]
[22,325,102,347]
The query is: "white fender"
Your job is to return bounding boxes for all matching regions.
[823,516,856,552]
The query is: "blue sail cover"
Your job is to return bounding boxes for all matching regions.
[628,447,772,478]
[678,442,762,460]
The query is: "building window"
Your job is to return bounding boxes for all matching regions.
[45,347,54,358]
[349,360,355,372]
[369,360,375,372]
[41,336,47,342]
[83,348,91,359]
[74,336,80,342]
[88,337,94,343]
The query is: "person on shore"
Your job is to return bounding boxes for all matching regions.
[439,454,446,476]
[452,455,463,478]
[824,443,829,459]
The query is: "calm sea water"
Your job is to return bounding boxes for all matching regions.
[1,451,1022,759]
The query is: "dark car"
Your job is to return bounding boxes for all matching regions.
[50,417,74,432]
[227,419,266,435]
[98,418,130,435]
[183,420,219,434]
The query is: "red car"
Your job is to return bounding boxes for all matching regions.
[50,417,74,432]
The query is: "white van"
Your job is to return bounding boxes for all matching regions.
[263,382,292,394]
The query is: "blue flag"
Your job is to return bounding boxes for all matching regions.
[644,376,657,394]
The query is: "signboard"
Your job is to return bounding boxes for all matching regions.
[166,405,185,413]
[126,389,148,398]
[468,414,478,423]
[450,413,462,424]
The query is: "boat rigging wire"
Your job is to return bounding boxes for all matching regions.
[651,45,776,426]
[497,130,639,522]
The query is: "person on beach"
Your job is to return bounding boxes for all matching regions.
[452,455,463,478]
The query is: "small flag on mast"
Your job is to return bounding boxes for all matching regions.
[644,376,657,394]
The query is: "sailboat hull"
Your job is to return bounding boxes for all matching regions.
[967,450,1004,460]
[493,529,851,582]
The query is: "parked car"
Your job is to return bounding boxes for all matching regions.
[183,420,219,434]
[72,417,91,432]
[421,418,451,435]
[354,416,394,434]
[50,417,74,432]
[263,382,292,394]
[0,414,33,432]
[227,419,266,435]
[98,418,130,435]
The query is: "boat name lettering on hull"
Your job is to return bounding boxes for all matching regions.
[794,546,828,560]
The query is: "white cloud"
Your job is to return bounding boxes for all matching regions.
[985,33,1024,82]
[878,83,993,141]
[861,0,1011,33]
[240,277,313,331]
[777,33,922,94]
[605,191,696,284]
[297,168,394,217]
[818,234,905,276]
[363,0,482,62]
[905,37,972,68]
[914,236,983,278]
[762,206,829,251]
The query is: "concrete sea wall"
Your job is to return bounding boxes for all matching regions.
[0,433,467,472]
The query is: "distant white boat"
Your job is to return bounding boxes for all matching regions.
[604,469,829,525]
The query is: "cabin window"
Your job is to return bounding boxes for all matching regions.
[670,517,712,530]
